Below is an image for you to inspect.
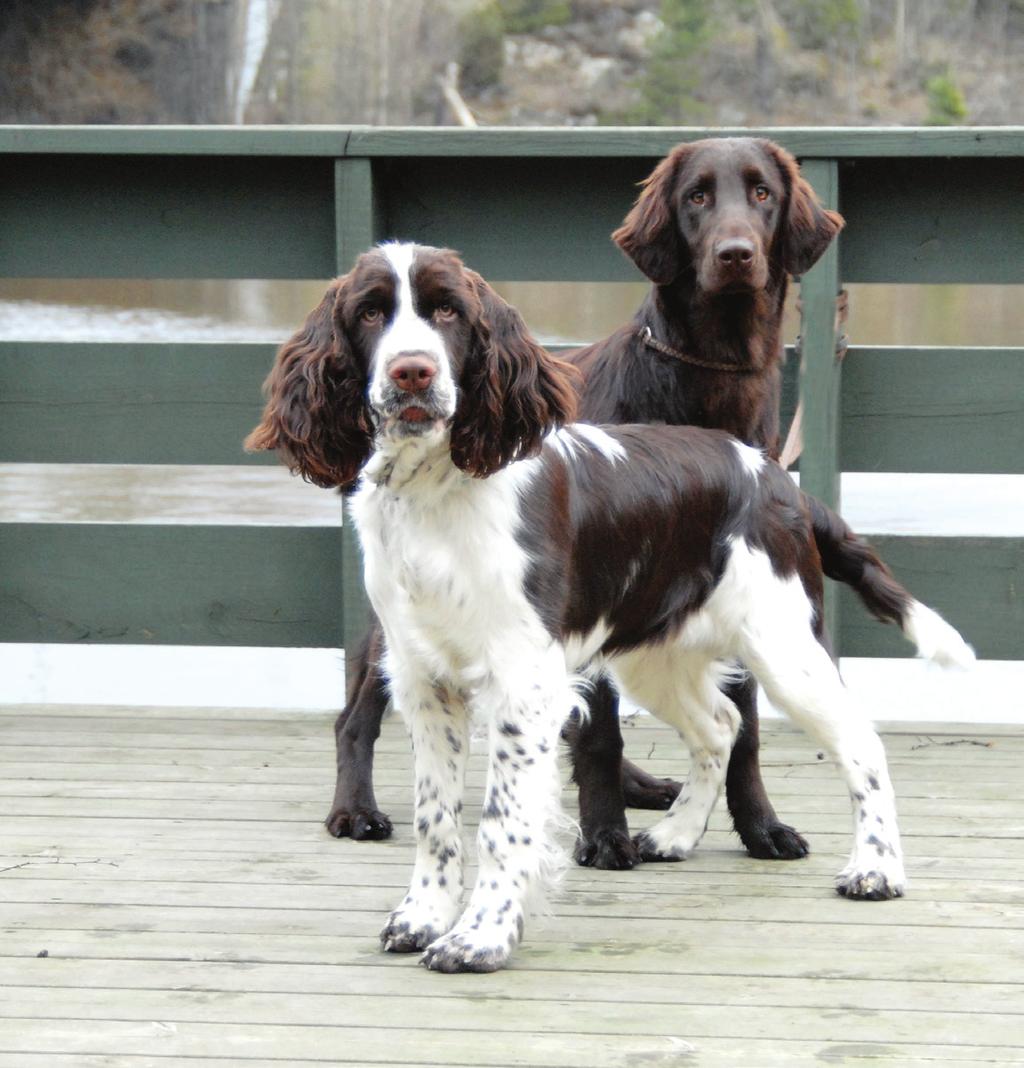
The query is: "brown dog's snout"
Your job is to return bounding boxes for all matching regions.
[715,237,756,269]
[388,353,437,394]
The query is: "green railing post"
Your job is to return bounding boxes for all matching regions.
[796,158,842,644]
[335,158,377,678]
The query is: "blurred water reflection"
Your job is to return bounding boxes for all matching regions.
[1,278,1022,529]
[2,278,1023,347]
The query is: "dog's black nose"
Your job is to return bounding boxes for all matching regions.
[715,239,755,268]
[388,354,437,394]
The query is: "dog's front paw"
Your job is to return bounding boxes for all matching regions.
[420,901,526,974]
[632,829,688,863]
[835,868,905,901]
[326,806,393,840]
[380,916,440,953]
[421,923,520,974]
[836,838,905,900]
[575,827,640,870]
[739,819,809,861]
[380,895,459,953]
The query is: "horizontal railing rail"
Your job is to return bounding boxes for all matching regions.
[3,142,1021,285]
[2,524,1017,659]
[2,125,1021,156]
[3,342,1021,474]
[1,126,1022,662]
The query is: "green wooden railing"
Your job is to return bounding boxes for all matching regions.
[1,126,1021,664]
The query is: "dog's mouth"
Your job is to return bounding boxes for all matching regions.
[702,268,772,298]
[375,392,450,437]
[398,405,431,424]
[714,279,759,295]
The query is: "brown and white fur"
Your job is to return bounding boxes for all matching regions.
[325,137,845,866]
[247,243,973,973]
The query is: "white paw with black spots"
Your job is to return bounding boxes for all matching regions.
[632,829,689,863]
[835,867,905,901]
[421,913,523,973]
[380,895,460,953]
[631,809,710,863]
[835,848,906,900]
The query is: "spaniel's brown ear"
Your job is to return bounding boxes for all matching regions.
[612,143,694,285]
[244,278,372,489]
[762,141,845,277]
[449,272,579,478]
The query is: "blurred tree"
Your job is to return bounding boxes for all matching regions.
[0,0,236,123]
[925,72,968,124]
[0,0,1019,128]
[496,0,571,34]
[458,2,505,93]
[748,0,789,118]
[259,0,464,125]
[783,0,863,48]
[628,0,714,124]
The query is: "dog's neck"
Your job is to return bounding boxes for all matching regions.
[648,271,789,374]
[627,270,790,454]
[363,427,461,495]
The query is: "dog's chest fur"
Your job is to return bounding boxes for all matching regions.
[351,453,546,679]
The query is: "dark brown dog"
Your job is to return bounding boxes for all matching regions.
[325,137,842,867]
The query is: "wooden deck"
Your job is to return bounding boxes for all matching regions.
[0,705,1021,1067]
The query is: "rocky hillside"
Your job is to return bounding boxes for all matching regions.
[461,0,1022,127]
[1,0,1019,127]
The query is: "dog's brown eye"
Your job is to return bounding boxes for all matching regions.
[689,190,706,206]
[435,303,457,321]
[361,307,382,324]
[755,185,771,202]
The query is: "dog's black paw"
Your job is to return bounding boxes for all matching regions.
[621,766,682,811]
[574,827,640,870]
[326,807,393,841]
[740,820,809,861]
[631,830,687,863]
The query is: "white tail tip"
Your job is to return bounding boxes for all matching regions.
[903,602,976,669]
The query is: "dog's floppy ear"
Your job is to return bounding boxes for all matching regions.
[449,271,579,478]
[762,141,845,276]
[612,143,694,285]
[244,277,373,489]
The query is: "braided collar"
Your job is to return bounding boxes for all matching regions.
[639,325,758,375]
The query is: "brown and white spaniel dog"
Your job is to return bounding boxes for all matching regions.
[248,242,973,973]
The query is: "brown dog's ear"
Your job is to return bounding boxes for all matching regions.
[449,272,579,478]
[612,143,694,285]
[762,141,845,276]
[244,278,372,489]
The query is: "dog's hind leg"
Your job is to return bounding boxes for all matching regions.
[725,674,809,860]
[568,672,682,870]
[612,649,741,863]
[569,674,642,871]
[734,553,905,900]
[380,676,470,954]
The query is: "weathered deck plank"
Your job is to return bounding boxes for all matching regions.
[0,707,1021,1066]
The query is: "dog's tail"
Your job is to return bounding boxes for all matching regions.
[806,494,975,669]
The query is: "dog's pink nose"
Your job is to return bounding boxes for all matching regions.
[388,354,437,394]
